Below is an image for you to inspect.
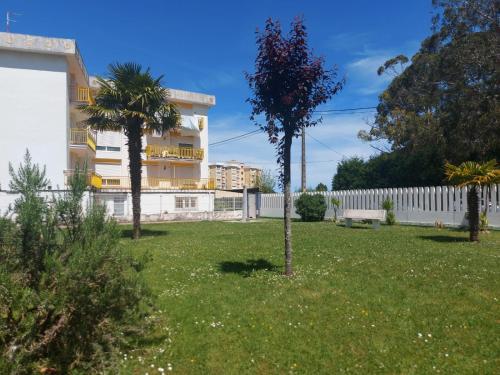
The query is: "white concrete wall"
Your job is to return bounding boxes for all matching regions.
[259,185,500,228]
[1,190,227,223]
[94,191,215,219]
[0,50,69,189]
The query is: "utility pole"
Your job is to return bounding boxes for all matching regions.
[301,127,306,192]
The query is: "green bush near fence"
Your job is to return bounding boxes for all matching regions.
[295,193,327,221]
[382,198,396,225]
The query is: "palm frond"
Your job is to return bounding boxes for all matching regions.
[445,160,500,187]
[79,62,180,136]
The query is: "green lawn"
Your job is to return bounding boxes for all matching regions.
[117,220,499,374]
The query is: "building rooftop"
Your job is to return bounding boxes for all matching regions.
[0,32,215,107]
[0,32,88,82]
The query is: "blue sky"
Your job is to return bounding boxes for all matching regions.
[2,0,433,190]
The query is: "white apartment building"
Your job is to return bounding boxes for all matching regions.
[0,32,215,198]
[209,161,261,190]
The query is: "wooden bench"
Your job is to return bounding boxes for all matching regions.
[343,209,386,229]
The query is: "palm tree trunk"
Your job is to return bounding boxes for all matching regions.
[467,186,479,242]
[283,135,293,276]
[128,123,143,240]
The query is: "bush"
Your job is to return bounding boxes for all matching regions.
[386,211,396,225]
[295,193,327,222]
[0,153,148,373]
[381,198,396,225]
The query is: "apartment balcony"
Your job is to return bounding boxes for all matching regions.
[71,86,95,105]
[99,176,215,190]
[145,145,204,161]
[64,170,102,189]
[70,128,96,152]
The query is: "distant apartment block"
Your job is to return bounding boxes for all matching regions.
[209,161,261,190]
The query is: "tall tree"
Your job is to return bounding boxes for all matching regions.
[81,63,179,239]
[359,0,499,184]
[332,157,367,190]
[246,17,343,275]
[445,160,500,241]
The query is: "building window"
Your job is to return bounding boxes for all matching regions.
[97,145,121,152]
[113,197,125,216]
[178,143,193,149]
[175,196,198,211]
[102,178,121,186]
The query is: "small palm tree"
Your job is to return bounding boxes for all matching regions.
[445,160,500,242]
[81,63,180,239]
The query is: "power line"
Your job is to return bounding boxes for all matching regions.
[246,159,339,166]
[314,106,377,113]
[209,129,261,146]
[208,106,378,147]
[306,133,346,158]
[319,110,376,116]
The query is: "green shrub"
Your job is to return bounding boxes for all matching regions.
[381,198,396,225]
[295,193,327,222]
[331,197,341,223]
[0,153,148,373]
[386,211,396,225]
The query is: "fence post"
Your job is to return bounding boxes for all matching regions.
[492,184,498,213]
[430,187,436,211]
[442,186,448,212]
[242,186,248,222]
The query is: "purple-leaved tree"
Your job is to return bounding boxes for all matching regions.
[246,17,343,276]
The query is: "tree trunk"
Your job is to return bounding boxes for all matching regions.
[283,135,293,276]
[467,186,479,242]
[301,127,306,192]
[128,123,143,240]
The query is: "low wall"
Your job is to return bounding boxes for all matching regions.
[115,210,243,222]
[1,190,243,223]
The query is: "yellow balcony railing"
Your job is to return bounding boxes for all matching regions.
[145,145,204,160]
[73,86,95,105]
[64,170,102,189]
[70,128,96,151]
[99,176,215,190]
[90,172,103,189]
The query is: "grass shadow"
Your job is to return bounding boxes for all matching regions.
[121,228,169,239]
[417,235,469,243]
[219,258,279,277]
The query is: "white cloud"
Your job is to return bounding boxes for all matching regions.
[346,53,393,96]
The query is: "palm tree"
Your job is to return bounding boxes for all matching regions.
[445,160,500,242]
[81,63,180,239]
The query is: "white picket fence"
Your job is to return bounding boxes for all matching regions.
[259,185,500,228]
